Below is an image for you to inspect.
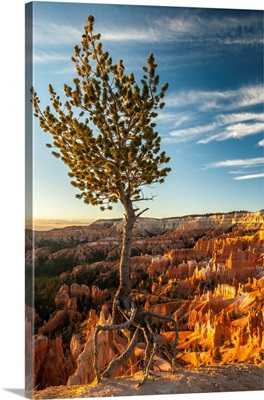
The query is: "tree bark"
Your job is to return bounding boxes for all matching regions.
[112,189,136,323]
[119,203,136,296]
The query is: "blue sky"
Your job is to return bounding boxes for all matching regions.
[26,1,264,228]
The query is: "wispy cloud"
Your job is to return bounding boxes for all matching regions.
[170,122,218,142]
[204,157,264,169]
[229,169,258,175]
[166,89,226,109]
[259,139,264,147]
[154,13,263,45]
[156,111,193,128]
[99,29,158,42]
[167,84,264,112]
[204,153,264,181]
[216,112,264,125]
[223,38,264,46]
[233,85,264,109]
[33,10,263,47]
[198,122,264,144]
[155,112,180,122]
[233,173,264,180]
[203,157,263,182]
[33,51,69,63]
[166,85,264,144]
[33,22,81,45]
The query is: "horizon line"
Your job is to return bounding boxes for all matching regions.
[26,209,263,231]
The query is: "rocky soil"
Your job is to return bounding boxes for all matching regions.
[33,364,263,399]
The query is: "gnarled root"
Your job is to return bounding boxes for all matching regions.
[102,327,140,378]
[93,304,137,382]
[93,303,178,385]
[137,311,178,373]
[137,317,157,386]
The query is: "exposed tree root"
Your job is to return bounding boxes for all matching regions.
[137,317,157,386]
[102,327,140,379]
[93,305,137,383]
[93,300,178,385]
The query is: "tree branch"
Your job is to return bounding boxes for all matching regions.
[135,208,149,218]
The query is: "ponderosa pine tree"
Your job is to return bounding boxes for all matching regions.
[31,15,178,385]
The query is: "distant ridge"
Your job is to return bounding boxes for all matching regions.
[26,218,96,231]
[26,209,264,234]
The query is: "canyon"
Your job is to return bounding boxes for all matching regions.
[25,210,264,395]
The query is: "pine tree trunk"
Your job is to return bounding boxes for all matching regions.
[112,193,136,323]
[119,206,136,296]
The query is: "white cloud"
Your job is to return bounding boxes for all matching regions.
[259,139,264,146]
[166,89,226,109]
[154,13,263,45]
[98,13,264,45]
[33,11,263,46]
[168,113,264,144]
[204,157,264,182]
[234,85,264,109]
[156,111,192,128]
[154,112,180,122]
[205,157,264,169]
[166,84,264,112]
[170,122,218,142]
[33,22,82,45]
[173,115,191,127]
[234,173,264,180]
[223,38,264,45]
[33,51,69,63]
[198,122,264,144]
[229,169,252,174]
[99,29,158,42]
[216,112,264,125]
[165,86,264,144]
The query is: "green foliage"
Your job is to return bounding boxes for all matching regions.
[34,276,60,322]
[99,268,119,290]
[43,310,84,353]
[72,267,97,286]
[31,15,171,212]
[36,239,79,253]
[34,254,77,277]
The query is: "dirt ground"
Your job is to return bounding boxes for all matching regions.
[34,363,264,399]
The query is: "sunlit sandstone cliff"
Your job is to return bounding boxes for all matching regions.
[26,210,264,391]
